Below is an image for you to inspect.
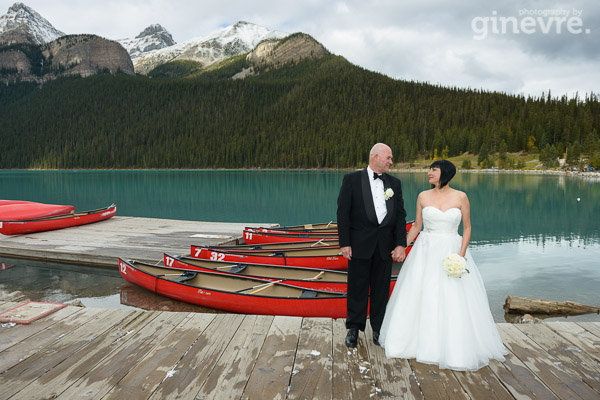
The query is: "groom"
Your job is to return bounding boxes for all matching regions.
[337,143,407,347]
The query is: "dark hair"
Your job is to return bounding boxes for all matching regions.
[429,159,456,188]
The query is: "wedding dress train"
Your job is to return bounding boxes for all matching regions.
[379,206,508,371]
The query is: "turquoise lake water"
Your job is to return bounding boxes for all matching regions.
[1,169,599,322]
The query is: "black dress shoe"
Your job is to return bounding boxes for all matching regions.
[345,328,358,348]
[373,331,381,346]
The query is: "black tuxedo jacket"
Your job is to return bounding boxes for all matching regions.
[336,168,407,260]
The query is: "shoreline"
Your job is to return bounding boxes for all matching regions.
[393,168,600,179]
[1,167,599,180]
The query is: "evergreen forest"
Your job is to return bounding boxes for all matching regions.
[1,54,599,169]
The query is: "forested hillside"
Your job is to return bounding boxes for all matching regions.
[0,54,598,169]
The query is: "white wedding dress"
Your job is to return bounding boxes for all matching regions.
[379,206,508,371]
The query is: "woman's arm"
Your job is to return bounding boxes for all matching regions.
[406,193,424,245]
[459,192,471,257]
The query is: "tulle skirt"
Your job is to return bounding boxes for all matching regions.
[379,230,508,371]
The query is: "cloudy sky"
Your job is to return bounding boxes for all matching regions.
[2,0,598,98]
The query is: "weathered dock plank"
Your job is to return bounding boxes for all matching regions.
[55,310,190,399]
[0,217,270,268]
[197,314,274,399]
[0,305,81,353]
[498,324,599,400]
[409,360,467,399]
[547,321,600,362]
[0,308,130,399]
[242,316,303,400]
[514,323,600,395]
[365,324,422,399]
[451,367,515,400]
[332,318,377,399]
[0,307,110,375]
[0,302,599,400]
[148,313,246,399]
[9,310,155,400]
[102,312,216,400]
[578,322,600,339]
[487,350,560,400]
[287,318,333,400]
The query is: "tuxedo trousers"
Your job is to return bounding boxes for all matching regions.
[346,243,393,333]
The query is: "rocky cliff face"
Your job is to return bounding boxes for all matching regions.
[42,35,134,77]
[232,33,329,79]
[247,33,328,67]
[0,34,134,83]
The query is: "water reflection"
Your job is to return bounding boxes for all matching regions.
[1,170,599,322]
[1,170,598,245]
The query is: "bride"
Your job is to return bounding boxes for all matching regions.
[379,159,508,371]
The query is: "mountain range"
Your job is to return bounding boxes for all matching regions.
[0,2,294,80]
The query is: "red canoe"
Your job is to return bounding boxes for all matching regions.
[118,258,348,318]
[242,229,338,244]
[208,239,340,251]
[0,201,75,221]
[245,221,338,233]
[190,245,347,270]
[163,253,400,294]
[243,221,415,245]
[0,204,116,235]
[164,253,350,292]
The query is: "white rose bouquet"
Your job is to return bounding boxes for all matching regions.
[443,254,469,278]
[384,188,394,200]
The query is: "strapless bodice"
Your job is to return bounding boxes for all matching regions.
[422,206,461,234]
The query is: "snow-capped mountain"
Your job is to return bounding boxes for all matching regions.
[133,21,289,74]
[118,24,175,62]
[0,2,64,44]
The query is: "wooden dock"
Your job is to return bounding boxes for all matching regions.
[1,301,599,399]
[0,216,262,268]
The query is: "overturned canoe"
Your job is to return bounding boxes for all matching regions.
[0,201,75,221]
[0,204,116,235]
[118,258,347,318]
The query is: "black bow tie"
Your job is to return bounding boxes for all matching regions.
[373,172,383,181]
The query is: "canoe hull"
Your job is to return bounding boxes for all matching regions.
[0,204,116,235]
[119,258,348,318]
[243,221,415,245]
[190,245,347,270]
[0,202,75,221]
[164,254,349,292]
[163,254,399,295]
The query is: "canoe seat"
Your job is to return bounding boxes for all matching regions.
[173,271,198,283]
[229,264,248,273]
[300,290,318,298]
[249,246,263,250]
[271,252,285,257]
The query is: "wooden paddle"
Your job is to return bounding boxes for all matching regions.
[247,280,284,295]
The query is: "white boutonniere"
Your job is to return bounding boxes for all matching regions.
[384,188,394,200]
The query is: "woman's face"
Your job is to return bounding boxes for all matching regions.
[428,167,441,186]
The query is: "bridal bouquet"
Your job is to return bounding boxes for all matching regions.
[443,254,469,278]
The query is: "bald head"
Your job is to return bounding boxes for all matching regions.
[369,143,393,174]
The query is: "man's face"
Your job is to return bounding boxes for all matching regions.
[374,147,393,173]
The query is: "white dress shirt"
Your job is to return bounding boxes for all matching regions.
[367,166,387,224]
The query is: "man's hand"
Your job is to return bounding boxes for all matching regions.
[341,246,352,260]
[391,246,406,262]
